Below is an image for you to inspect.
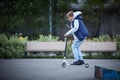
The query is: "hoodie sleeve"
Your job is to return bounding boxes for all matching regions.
[65,19,79,36]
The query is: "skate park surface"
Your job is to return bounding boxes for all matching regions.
[0,59,120,80]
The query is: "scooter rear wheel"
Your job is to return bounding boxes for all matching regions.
[84,63,89,68]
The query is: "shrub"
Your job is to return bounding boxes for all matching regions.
[115,34,120,50]
[86,35,114,42]
[0,34,27,59]
[37,34,59,42]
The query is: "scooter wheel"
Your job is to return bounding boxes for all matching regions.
[61,62,66,68]
[85,63,89,68]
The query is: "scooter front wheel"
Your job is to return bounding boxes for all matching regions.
[61,62,66,68]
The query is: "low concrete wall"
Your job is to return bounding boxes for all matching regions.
[26,42,116,52]
[26,42,65,52]
[81,42,116,52]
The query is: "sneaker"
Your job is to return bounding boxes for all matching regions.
[70,61,81,65]
[78,60,84,65]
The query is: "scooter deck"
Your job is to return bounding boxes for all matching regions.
[70,63,89,68]
[61,60,89,68]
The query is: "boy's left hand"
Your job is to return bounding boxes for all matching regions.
[64,34,67,37]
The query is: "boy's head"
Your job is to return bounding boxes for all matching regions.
[66,11,82,22]
[66,11,74,22]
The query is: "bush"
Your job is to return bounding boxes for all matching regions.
[37,34,59,42]
[86,35,113,42]
[115,35,120,50]
[1,34,120,59]
[0,34,27,59]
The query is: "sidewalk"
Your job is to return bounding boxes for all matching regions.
[0,59,120,80]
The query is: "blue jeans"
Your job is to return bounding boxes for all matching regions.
[72,38,85,62]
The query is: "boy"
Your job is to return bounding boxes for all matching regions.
[64,11,89,65]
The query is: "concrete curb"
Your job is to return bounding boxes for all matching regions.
[94,66,120,80]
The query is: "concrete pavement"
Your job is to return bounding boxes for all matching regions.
[0,59,120,80]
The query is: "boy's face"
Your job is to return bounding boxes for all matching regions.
[67,16,73,22]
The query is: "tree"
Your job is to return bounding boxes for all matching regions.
[53,0,76,39]
[0,0,50,37]
[0,0,76,39]
[81,0,111,37]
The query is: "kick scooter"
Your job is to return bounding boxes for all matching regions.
[61,37,89,68]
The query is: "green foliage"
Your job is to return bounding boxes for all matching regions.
[0,34,8,46]
[86,35,113,42]
[0,34,61,58]
[67,40,72,53]
[115,35,120,51]
[0,34,27,59]
[56,0,72,13]
[37,34,59,42]
[116,34,120,41]
[0,0,76,36]
[81,0,113,27]
[84,53,120,59]
[0,0,50,35]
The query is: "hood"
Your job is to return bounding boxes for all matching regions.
[73,11,82,20]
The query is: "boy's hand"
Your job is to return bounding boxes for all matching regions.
[64,34,67,37]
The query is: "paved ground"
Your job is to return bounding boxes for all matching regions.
[0,59,120,80]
